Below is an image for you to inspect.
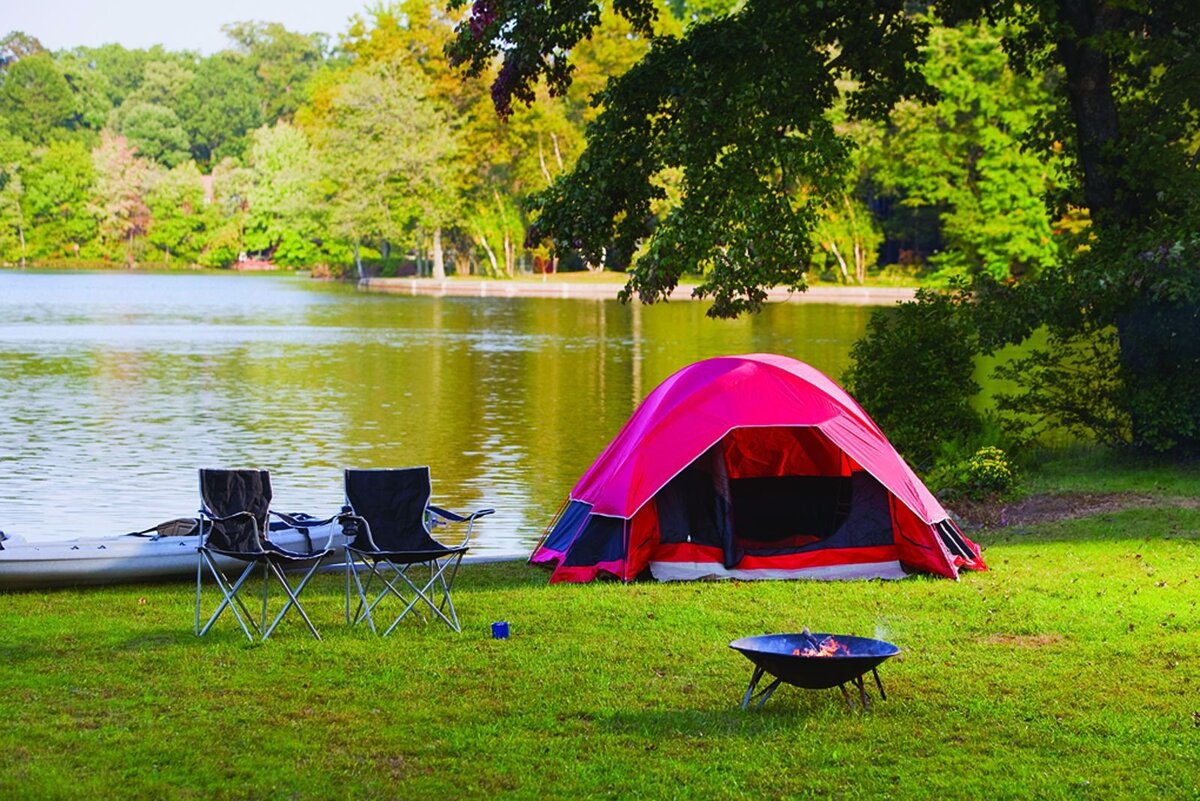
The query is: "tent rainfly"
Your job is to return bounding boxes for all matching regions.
[531,353,986,583]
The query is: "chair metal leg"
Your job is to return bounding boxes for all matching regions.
[197,552,259,640]
[261,562,270,636]
[382,554,464,634]
[262,560,323,640]
[347,553,379,633]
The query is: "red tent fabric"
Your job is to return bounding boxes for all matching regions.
[532,354,985,583]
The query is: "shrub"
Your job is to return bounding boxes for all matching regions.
[927,445,1019,501]
[843,288,981,469]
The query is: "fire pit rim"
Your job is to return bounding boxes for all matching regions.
[728,632,902,659]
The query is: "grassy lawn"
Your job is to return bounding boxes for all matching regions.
[2,459,1198,799]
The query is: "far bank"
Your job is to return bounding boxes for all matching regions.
[359,276,917,306]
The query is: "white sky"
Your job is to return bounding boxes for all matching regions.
[5,0,374,54]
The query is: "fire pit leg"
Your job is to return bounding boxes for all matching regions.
[839,683,855,710]
[852,674,870,710]
[740,666,784,710]
[872,667,887,701]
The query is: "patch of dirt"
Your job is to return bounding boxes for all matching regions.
[947,492,1200,530]
[985,633,1065,648]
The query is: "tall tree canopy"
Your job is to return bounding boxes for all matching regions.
[448,0,1200,449]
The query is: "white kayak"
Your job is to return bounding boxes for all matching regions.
[0,522,345,590]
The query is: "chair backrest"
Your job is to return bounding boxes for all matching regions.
[344,467,443,552]
[199,468,272,553]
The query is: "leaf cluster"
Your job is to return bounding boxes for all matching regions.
[499,1,931,316]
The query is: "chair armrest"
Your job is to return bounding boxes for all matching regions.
[197,509,262,548]
[271,510,338,529]
[429,505,496,524]
[336,511,373,549]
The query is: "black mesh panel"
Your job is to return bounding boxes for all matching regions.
[344,467,443,552]
[199,469,271,553]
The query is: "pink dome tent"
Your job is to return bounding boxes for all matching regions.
[531,354,985,583]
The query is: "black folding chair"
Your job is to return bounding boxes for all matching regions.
[195,469,337,641]
[340,467,494,634]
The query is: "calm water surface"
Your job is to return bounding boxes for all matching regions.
[0,271,874,554]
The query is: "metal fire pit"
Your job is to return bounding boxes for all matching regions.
[729,633,900,710]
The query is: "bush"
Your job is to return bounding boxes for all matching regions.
[843,288,981,469]
[927,445,1019,501]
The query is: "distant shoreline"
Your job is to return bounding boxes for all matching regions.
[359,277,917,306]
[0,267,918,306]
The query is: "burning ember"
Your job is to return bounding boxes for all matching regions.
[793,628,849,657]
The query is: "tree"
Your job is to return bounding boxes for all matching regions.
[243,122,325,265]
[90,132,149,264]
[0,31,45,68]
[55,52,115,131]
[177,53,263,166]
[871,20,1061,283]
[0,52,77,143]
[198,157,254,267]
[66,44,189,109]
[23,139,97,257]
[112,103,191,166]
[222,22,326,121]
[311,56,460,278]
[144,160,207,263]
[448,0,1200,450]
[451,1,930,316]
[123,60,194,109]
[0,137,28,264]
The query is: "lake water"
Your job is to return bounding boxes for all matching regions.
[0,271,877,554]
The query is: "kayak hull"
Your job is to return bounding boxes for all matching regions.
[0,524,344,590]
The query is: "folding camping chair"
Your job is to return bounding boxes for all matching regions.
[195,468,337,641]
[340,467,493,634]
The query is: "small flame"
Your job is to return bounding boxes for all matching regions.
[792,627,849,657]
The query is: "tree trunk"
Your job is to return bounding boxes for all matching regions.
[431,227,446,280]
[854,239,865,284]
[354,240,364,281]
[1054,0,1125,225]
[551,132,564,171]
[17,224,25,269]
[828,241,850,283]
[538,137,554,185]
[477,231,499,277]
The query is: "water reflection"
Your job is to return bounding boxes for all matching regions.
[0,272,874,554]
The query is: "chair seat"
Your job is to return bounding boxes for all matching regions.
[346,544,467,564]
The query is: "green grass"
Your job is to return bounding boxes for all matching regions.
[3,465,1199,799]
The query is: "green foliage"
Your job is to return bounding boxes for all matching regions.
[871,20,1061,283]
[243,122,325,265]
[22,139,97,257]
[994,326,1131,448]
[511,2,931,317]
[842,289,980,468]
[312,56,460,254]
[111,103,190,166]
[54,53,114,132]
[0,53,77,144]
[222,21,326,122]
[927,444,1019,501]
[809,194,882,284]
[0,31,45,67]
[177,52,263,166]
[144,160,207,263]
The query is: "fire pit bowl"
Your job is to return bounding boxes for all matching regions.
[729,633,900,710]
